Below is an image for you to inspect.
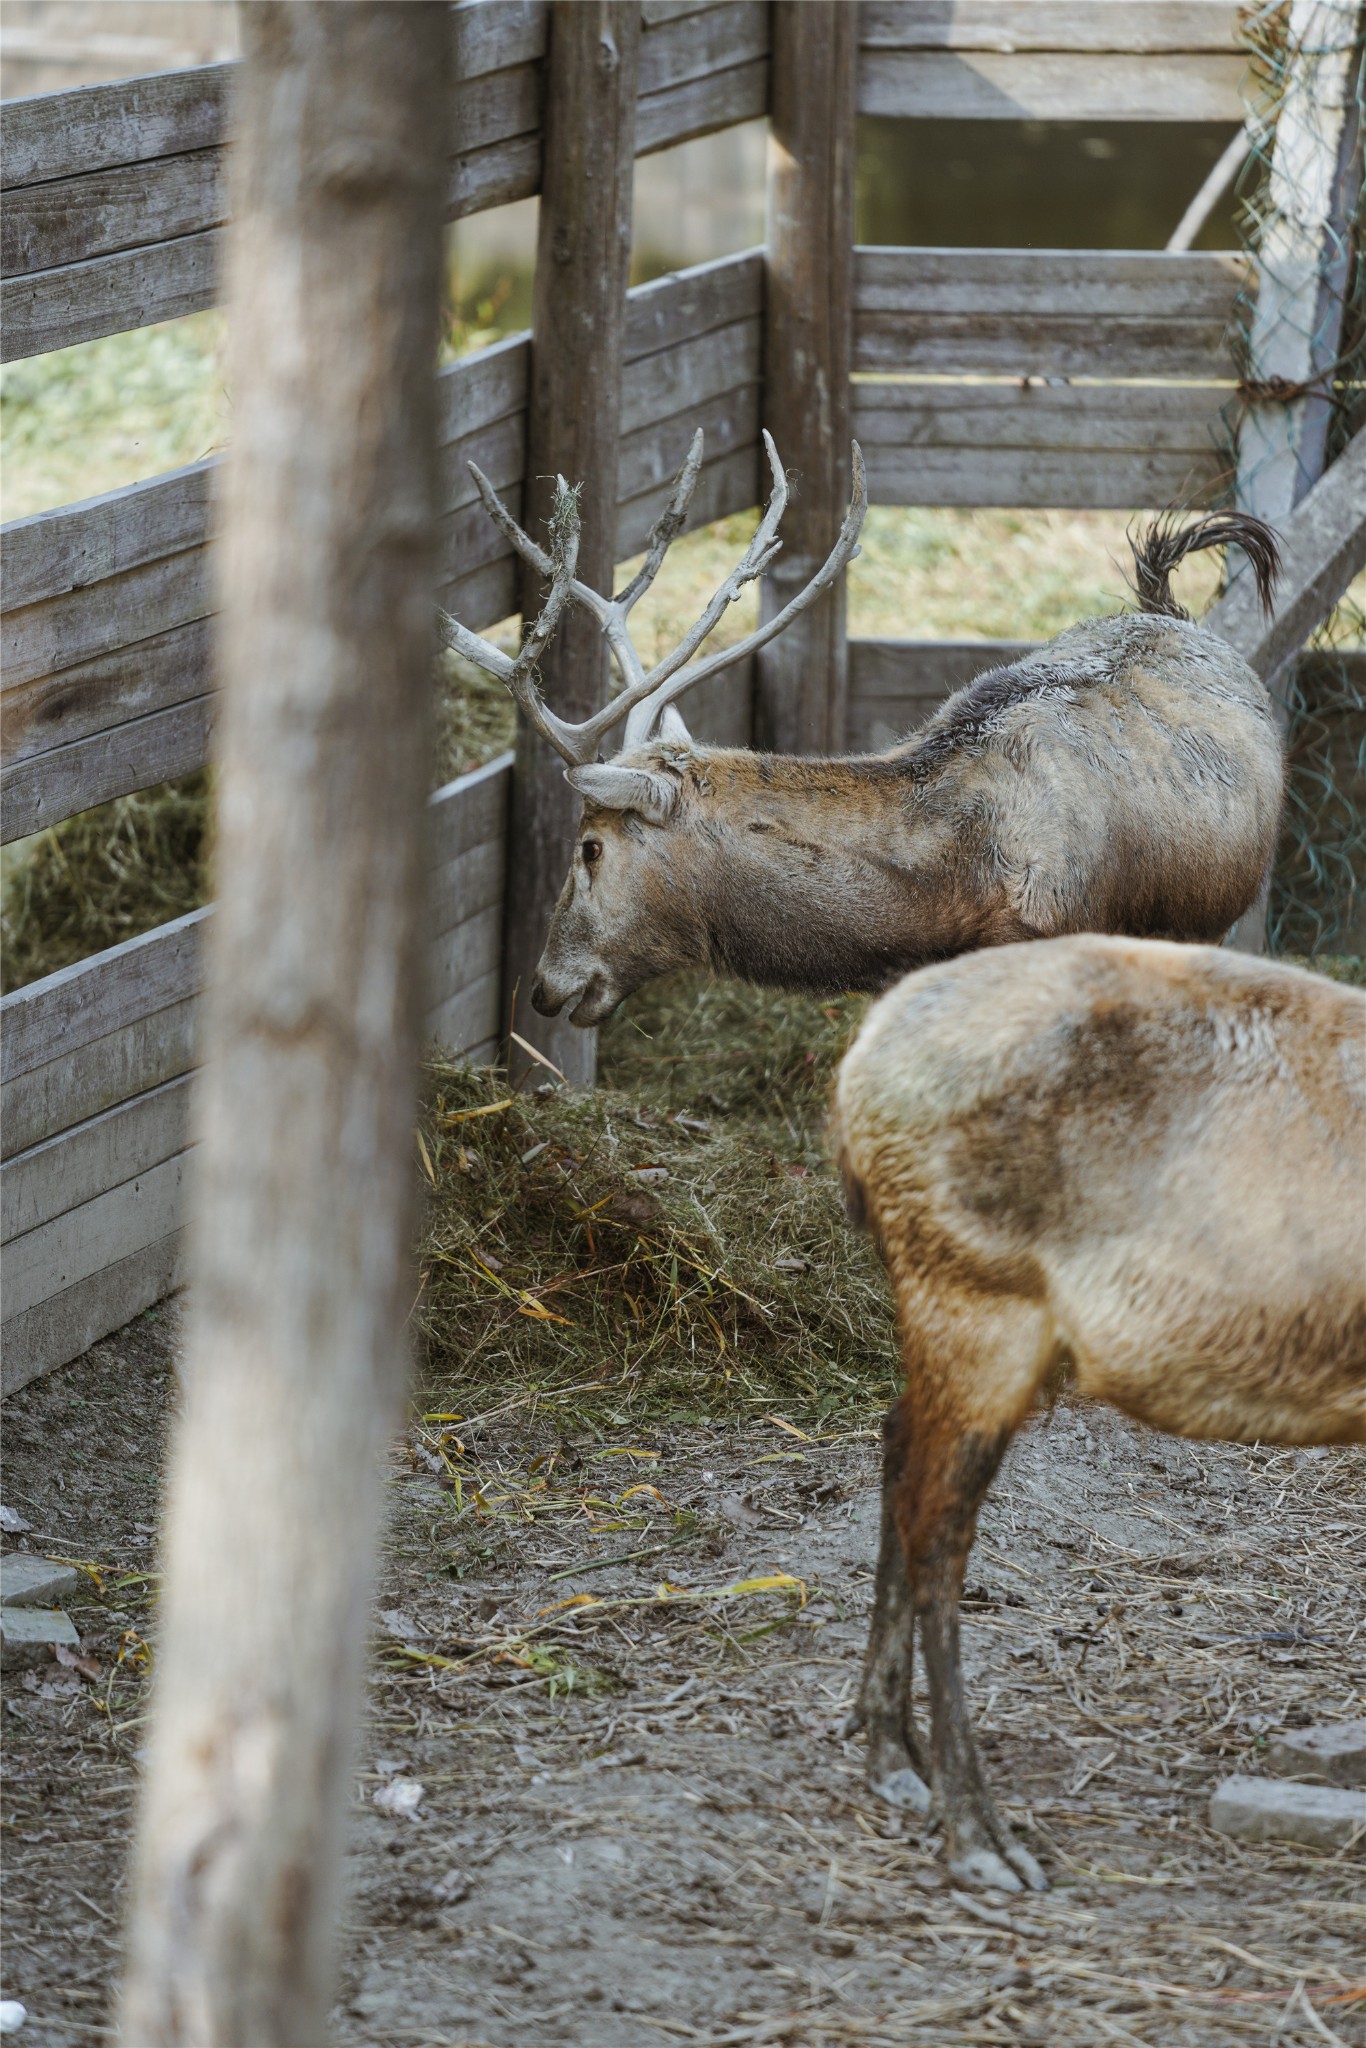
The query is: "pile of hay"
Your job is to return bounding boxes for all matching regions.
[415,977,897,1425]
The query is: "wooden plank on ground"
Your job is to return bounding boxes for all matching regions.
[858,48,1244,120]
[0,1228,187,1396]
[0,693,213,844]
[1,1071,192,1242]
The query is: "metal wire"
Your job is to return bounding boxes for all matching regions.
[1222,3,1365,954]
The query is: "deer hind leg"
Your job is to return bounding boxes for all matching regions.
[893,1292,1051,1893]
[845,1403,930,1814]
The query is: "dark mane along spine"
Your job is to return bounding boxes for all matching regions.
[1128,510,1281,621]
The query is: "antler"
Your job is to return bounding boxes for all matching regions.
[437,429,867,766]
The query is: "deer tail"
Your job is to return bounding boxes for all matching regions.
[1128,509,1281,621]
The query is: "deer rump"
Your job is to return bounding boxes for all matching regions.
[438,433,1286,1023]
[834,936,1366,1893]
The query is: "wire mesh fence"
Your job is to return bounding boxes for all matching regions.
[1224,1,1365,954]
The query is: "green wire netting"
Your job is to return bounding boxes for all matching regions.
[1224,2,1365,954]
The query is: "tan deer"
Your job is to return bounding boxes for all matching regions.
[439,431,1285,1025]
[834,936,1366,1891]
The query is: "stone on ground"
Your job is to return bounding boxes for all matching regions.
[1210,1774,1366,1852]
[0,1555,80,1609]
[1265,1719,1366,1789]
[0,1608,80,1670]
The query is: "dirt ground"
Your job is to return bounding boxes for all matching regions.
[3,1299,1363,2048]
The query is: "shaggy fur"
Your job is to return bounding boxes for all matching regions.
[834,938,1366,1890]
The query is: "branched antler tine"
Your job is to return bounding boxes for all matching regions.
[614,429,705,614]
[468,460,553,578]
[623,440,868,732]
[634,431,790,696]
[512,474,579,677]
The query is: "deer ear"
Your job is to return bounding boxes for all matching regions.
[565,763,678,826]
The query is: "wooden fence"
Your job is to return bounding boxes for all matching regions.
[3,0,1355,1390]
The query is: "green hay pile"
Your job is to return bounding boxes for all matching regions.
[1,774,210,995]
[415,977,897,1427]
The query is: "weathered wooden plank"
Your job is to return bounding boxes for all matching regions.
[858,49,1245,121]
[437,410,526,522]
[427,903,504,1018]
[1,459,214,615]
[856,315,1237,379]
[642,0,737,28]
[2,617,210,767]
[1208,427,1366,681]
[856,247,1248,320]
[2,148,226,279]
[0,692,212,843]
[435,331,527,445]
[427,840,505,948]
[862,443,1228,510]
[635,56,770,154]
[639,1,769,94]
[0,1227,187,1397]
[617,383,759,502]
[425,968,502,1059]
[1,1071,192,1242]
[2,545,211,691]
[858,3,1240,53]
[447,131,541,221]
[2,996,199,1159]
[623,248,763,363]
[0,226,223,363]
[438,554,520,638]
[620,315,761,435]
[427,752,513,872]
[0,65,229,191]
[853,378,1229,452]
[0,906,207,1085]
[3,1146,191,1320]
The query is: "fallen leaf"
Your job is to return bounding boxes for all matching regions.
[0,1506,32,1534]
[53,1643,102,1682]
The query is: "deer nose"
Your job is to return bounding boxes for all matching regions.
[530,975,560,1016]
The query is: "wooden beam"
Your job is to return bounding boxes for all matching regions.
[1209,427,1366,680]
[501,0,640,1089]
[757,0,855,755]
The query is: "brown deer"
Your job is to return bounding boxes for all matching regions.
[834,935,1366,1891]
[439,432,1284,1025]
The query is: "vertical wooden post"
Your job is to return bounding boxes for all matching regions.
[1227,0,1361,949]
[502,0,640,1086]
[120,7,448,2042]
[756,0,857,757]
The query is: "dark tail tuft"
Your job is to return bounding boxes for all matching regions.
[1128,510,1281,621]
[837,1143,868,1232]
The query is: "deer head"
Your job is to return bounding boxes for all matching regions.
[438,430,867,1024]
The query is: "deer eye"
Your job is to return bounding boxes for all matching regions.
[581,837,603,866]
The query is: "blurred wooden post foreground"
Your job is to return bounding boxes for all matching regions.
[119,6,448,2042]
[501,0,641,1087]
[757,0,857,755]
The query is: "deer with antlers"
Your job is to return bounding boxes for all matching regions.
[439,430,1284,1029]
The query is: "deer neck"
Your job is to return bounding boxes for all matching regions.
[683,750,983,994]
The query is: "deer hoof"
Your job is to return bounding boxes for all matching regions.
[871,1766,932,1815]
[948,1838,1048,1894]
